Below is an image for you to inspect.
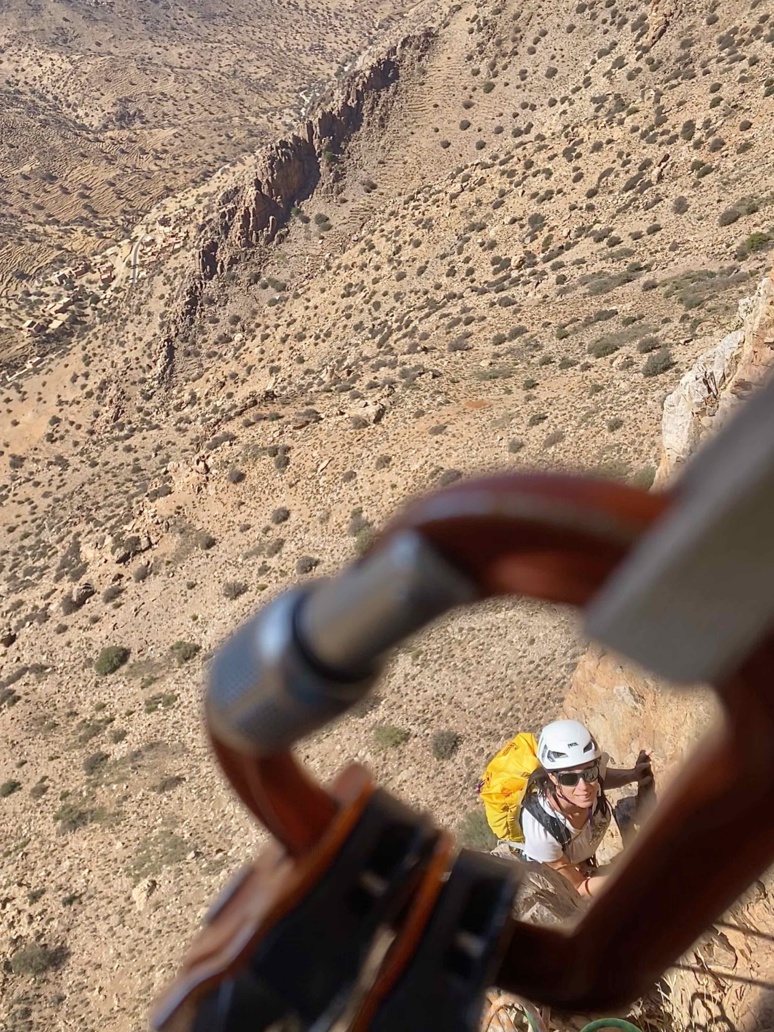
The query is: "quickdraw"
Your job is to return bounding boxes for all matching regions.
[152,374,774,1030]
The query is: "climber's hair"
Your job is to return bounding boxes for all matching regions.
[525,766,552,798]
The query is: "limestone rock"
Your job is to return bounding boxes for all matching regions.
[565,642,721,785]
[490,846,583,924]
[647,0,677,44]
[166,455,210,497]
[73,582,96,606]
[131,877,158,911]
[350,400,386,426]
[658,328,744,481]
[570,269,774,783]
[566,268,774,1031]
[111,533,152,564]
[656,271,774,486]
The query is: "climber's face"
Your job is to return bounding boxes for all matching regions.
[550,760,600,807]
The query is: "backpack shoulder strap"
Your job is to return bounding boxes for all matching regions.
[520,788,572,849]
[596,784,611,817]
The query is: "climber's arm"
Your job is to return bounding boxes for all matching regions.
[603,750,653,790]
[545,858,608,897]
[604,768,636,789]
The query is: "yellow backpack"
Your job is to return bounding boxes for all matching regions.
[478,732,540,842]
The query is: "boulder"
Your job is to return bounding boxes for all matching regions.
[350,400,386,426]
[131,877,158,912]
[490,845,583,924]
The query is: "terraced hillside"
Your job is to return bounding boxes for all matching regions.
[0,0,773,1028]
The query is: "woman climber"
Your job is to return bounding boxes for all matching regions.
[519,720,653,898]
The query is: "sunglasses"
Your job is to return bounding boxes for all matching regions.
[555,763,600,787]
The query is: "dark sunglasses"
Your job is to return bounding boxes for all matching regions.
[555,762,600,787]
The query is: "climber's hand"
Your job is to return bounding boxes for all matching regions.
[633,750,653,786]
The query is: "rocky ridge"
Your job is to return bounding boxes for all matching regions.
[566,266,774,1031]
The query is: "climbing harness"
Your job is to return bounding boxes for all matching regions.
[152,372,774,1030]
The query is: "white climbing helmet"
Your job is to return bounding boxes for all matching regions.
[537,719,601,771]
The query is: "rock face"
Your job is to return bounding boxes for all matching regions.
[483,850,581,1032]
[565,268,774,1031]
[656,270,774,487]
[565,646,720,786]
[491,845,584,925]
[201,34,430,267]
[569,268,774,781]
[159,30,432,356]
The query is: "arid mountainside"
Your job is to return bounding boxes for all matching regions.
[1,0,773,1028]
[0,0,439,362]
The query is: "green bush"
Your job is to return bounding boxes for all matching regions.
[736,231,772,260]
[637,336,661,353]
[83,752,109,776]
[718,207,741,227]
[355,526,375,557]
[170,641,201,666]
[296,556,319,575]
[223,581,248,600]
[373,724,410,749]
[94,646,130,676]
[1,779,21,798]
[630,465,656,490]
[54,801,107,833]
[10,942,68,976]
[643,348,675,377]
[588,338,620,358]
[144,692,178,713]
[432,730,461,760]
[544,431,565,448]
[194,530,216,550]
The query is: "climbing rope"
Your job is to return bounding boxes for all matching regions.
[578,1021,644,1032]
[483,995,643,1032]
[482,995,548,1032]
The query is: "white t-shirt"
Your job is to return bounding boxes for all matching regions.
[520,756,610,864]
